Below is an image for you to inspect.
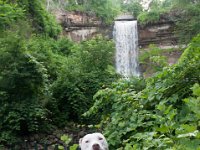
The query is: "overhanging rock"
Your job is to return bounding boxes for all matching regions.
[115,15,136,21]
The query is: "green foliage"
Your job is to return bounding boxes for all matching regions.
[88,0,120,24]
[137,0,172,25]
[66,0,121,24]
[150,55,168,68]
[174,2,200,43]
[65,0,86,12]
[138,10,160,25]
[58,134,78,150]
[0,2,24,30]
[84,77,146,117]
[0,0,61,37]
[24,35,76,127]
[27,36,73,82]
[76,36,115,73]
[17,0,61,38]
[139,44,174,75]
[1,0,200,148]
[0,31,51,143]
[56,37,74,56]
[0,0,119,145]
[137,0,200,43]
[135,0,173,25]
[121,0,143,17]
[139,44,164,62]
[85,34,200,149]
[52,36,118,124]
[61,134,72,145]
[69,144,79,150]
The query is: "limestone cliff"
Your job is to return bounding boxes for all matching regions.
[53,10,181,77]
[53,10,111,41]
[138,21,177,48]
[54,10,178,48]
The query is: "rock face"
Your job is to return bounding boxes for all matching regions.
[115,14,135,21]
[54,10,178,48]
[54,10,111,41]
[54,10,181,77]
[138,21,177,48]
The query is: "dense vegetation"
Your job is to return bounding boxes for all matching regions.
[0,0,200,149]
[63,0,200,43]
[135,0,200,43]
[0,0,117,145]
[86,34,200,149]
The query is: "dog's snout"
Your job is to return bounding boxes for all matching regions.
[92,143,100,150]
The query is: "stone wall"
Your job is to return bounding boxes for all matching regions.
[54,10,112,41]
[54,10,178,48]
[138,21,178,48]
[53,10,181,77]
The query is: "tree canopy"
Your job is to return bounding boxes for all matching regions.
[0,0,200,149]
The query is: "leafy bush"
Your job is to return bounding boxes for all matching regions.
[27,36,73,82]
[0,28,79,143]
[0,2,24,29]
[121,0,143,18]
[52,36,118,124]
[174,2,200,43]
[139,44,175,76]
[24,35,75,127]
[137,0,200,43]
[16,0,61,38]
[138,10,160,25]
[85,34,200,149]
[65,0,120,24]
[0,32,51,144]
[137,0,173,25]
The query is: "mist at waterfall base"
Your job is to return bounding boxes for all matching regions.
[113,20,140,78]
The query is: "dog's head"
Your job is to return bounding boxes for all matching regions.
[79,133,108,150]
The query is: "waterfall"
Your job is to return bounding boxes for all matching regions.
[113,20,140,77]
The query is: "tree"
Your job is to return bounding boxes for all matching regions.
[52,36,117,123]
[85,34,200,149]
[0,2,24,30]
[121,0,143,17]
[172,0,200,43]
[0,31,50,143]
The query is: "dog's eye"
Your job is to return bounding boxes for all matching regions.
[85,140,89,143]
[98,137,103,140]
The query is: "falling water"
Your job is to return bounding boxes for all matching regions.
[113,20,140,77]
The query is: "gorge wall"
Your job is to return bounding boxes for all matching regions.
[54,10,181,76]
[138,21,178,48]
[54,10,178,47]
[54,10,112,41]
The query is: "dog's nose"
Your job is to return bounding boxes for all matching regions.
[92,143,100,150]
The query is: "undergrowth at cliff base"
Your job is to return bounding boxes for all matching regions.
[139,44,183,77]
[85,34,200,150]
[0,0,118,144]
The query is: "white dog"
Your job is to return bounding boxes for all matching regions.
[79,133,109,150]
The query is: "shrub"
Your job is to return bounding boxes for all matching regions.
[52,36,118,124]
[85,34,200,149]
[139,44,176,76]
[138,10,160,25]
[17,0,61,38]
[121,0,143,17]
[0,32,51,144]
[0,2,24,30]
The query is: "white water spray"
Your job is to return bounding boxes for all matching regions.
[113,20,140,77]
